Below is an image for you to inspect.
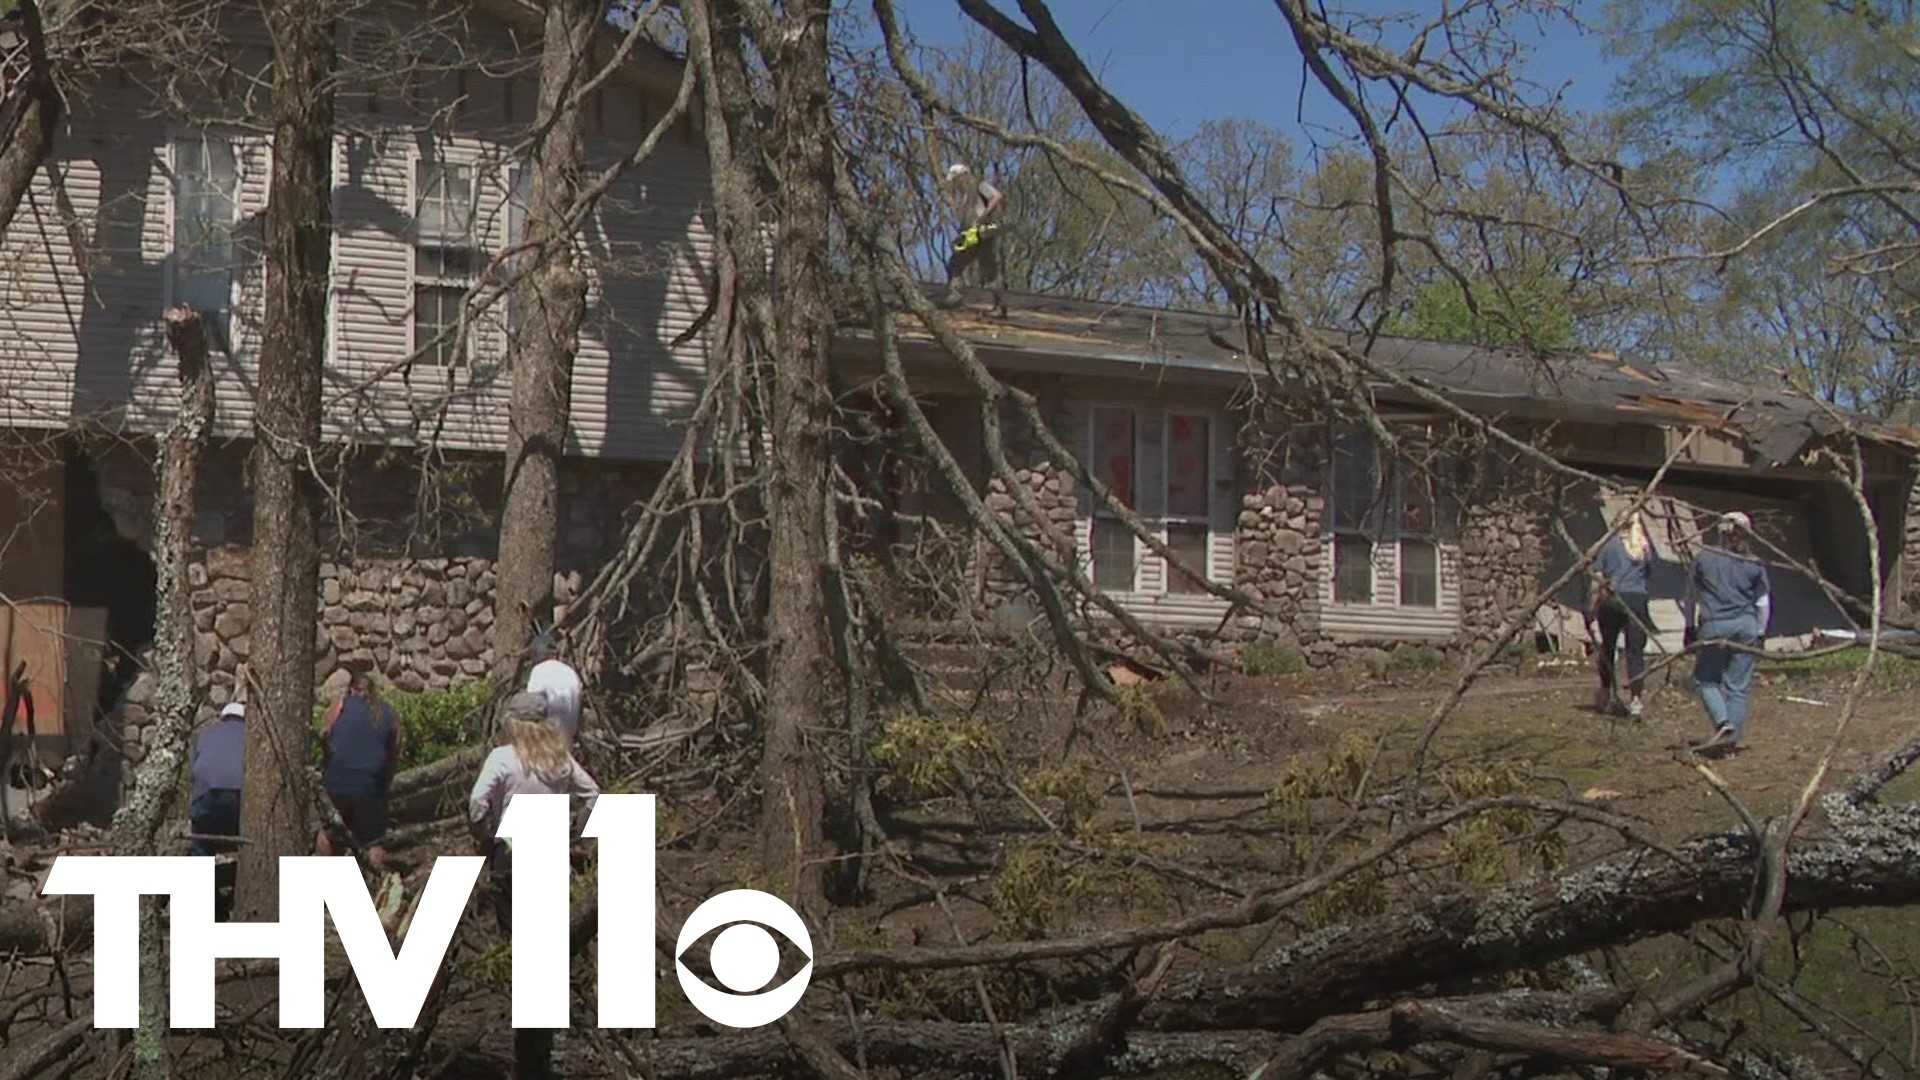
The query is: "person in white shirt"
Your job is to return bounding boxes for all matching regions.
[523,632,583,744]
[469,692,601,932]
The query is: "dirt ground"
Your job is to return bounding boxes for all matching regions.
[11,646,1920,1077]
[1128,650,1920,844]
[348,649,1920,1073]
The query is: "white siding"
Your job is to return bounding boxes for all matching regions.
[1317,538,1464,639]
[0,4,711,465]
[0,76,178,435]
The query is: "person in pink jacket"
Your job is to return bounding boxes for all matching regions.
[468,692,600,932]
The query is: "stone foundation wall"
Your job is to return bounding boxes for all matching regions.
[96,442,663,781]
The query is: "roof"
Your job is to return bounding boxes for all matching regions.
[878,287,1920,466]
[466,0,687,100]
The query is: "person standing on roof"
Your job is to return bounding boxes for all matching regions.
[188,702,247,857]
[316,671,401,870]
[1590,512,1656,718]
[1682,511,1772,756]
[941,162,1005,312]
[525,631,583,745]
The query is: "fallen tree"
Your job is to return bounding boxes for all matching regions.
[1145,805,1917,1031]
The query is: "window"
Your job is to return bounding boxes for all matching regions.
[413,159,478,367]
[170,132,240,350]
[1090,407,1137,591]
[1164,413,1211,594]
[1326,426,1444,609]
[1329,431,1379,603]
[1398,469,1438,607]
[1085,406,1218,595]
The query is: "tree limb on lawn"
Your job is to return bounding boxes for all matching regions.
[1147,806,1920,1032]
[615,1019,1280,1080]
[1265,998,1729,1080]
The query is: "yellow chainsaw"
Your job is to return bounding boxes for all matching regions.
[954,221,1000,253]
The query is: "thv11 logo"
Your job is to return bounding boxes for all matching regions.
[41,794,811,1030]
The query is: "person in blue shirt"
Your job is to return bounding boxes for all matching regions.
[315,672,401,870]
[1682,511,1773,755]
[1590,513,1655,718]
[188,702,246,857]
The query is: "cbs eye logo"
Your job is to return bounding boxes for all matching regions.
[674,889,814,1028]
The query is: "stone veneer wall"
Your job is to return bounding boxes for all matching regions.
[1455,446,1556,648]
[977,383,1083,612]
[953,397,1563,661]
[94,443,663,781]
[1228,411,1327,649]
[1229,482,1323,647]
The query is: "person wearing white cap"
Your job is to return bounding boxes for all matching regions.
[941,162,1005,310]
[1681,511,1772,755]
[189,702,247,857]
[524,632,583,745]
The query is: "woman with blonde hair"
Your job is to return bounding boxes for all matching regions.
[469,692,601,932]
[1591,512,1656,717]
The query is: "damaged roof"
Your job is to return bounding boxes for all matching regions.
[882,287,1920,468]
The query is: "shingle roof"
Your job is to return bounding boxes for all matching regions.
[887,286,1920,466]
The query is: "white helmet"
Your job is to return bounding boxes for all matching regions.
[945,162,970,181]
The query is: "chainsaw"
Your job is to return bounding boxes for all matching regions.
[953,221,1000,253]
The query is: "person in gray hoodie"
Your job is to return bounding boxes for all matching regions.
[1682,511,1773,755]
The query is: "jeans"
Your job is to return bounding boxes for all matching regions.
[1597,593,1652,699]
[1694,614,1761,738]
[188,789,242,857]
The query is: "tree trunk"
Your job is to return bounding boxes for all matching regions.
[235,0,335,922]
[1142,811,1920,1033]
[0,0,62,239]
[490,0,598,690]
[757,0,836,912]
[106,307,214,1080]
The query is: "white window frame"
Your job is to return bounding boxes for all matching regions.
[164,127,246,355]
[504,162,532,338]
[1084,403,1222,597]
[409,151,481,370]
[1395,466,1441,608]
[1325,424,1445,611]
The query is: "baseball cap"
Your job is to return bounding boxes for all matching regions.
[503,691,549,723]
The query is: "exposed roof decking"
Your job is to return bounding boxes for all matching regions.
[866,287,1920,469]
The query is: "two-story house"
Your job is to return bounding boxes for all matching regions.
[0,0,713,765]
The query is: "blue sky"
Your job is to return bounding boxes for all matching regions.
[883,0,1628,144]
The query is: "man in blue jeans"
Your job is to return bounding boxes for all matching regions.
[1682,511,1772,756]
